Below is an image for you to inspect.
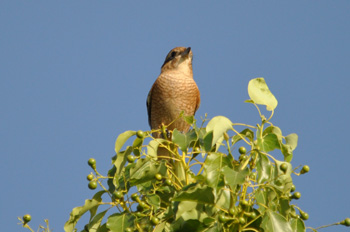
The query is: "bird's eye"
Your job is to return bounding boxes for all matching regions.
[161,50,178,68]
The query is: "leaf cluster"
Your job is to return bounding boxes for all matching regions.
[62,78,309,232]
[19,78,348,232]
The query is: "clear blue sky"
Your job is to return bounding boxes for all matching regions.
[1,1,349,231]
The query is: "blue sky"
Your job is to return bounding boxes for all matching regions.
[1,1,350,231]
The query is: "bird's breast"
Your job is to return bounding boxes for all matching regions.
[155,73,198,108]
[150,72,199,132]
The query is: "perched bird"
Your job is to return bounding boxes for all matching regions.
[147,47,200,139]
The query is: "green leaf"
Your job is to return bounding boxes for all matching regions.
[107,165,117,193]
[129,158,165,186]
[261,210,293,232]
[106,212,135,232]
[146,194,161,210]
[206,116,233,148]
[64,191,105,232]
[154,185,175,206]
[175,201,198,220]
[232,128,255,145]
[96,223,108,232]
[113,146,132,175]
[89,191,106,221]
[279,198,291,218]
[173,202,209,231]
[203,131,214,152]
[173,184,215,204]
[215,188,231,211]
[263,126,283,141]
[147,139,165,158]
[203,217,216,227]
[114,131,136,154]
[172,129,187,151]
[281,143,293,162]
[248,77,278,111]
[180,219,206,232]
[256,153,272,184]
[285,133,298,151]
[114,163,132,191]
[290,218,305,232]
[183,115,195,125]
[203,153,223,188]
[275,160,292,176]
[172,129,198,152]
[256,188,279,213]
[274,161,293,193]
[260,133,280,152]
[186,129,199,146]
[132,137,143,156]
[153,221,167,232]
[87,209,108,232]
[205,225,221,232]
[266,189,278,211]
[222,166,249,190]
[255,189,268,214]
[260,127,297,162]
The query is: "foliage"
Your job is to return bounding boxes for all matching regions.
[18,217,51,232]
[19,78,349,232]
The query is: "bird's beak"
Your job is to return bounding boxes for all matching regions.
[182,47,191,57]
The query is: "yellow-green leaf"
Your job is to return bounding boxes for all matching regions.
[64,191,105,232]
[115,131,136,154]
[206,116,232,148]
[285,133,298,151]
[248,78,278,111]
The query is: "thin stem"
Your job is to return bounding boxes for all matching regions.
[313,222,341,230]
[157,155,181,161]
[267,109,274,122]
[189,162,203,168]
[262,152,279,163]
[196,162,205,175]
[232,123,257,129]
[23,224,35,232]
[96,180,111,197]
[167,165,183,189]
[181,150,189,185]
[231,126,252,145]
[253,103,263,119]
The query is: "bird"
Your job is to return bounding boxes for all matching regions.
[146,47,200,141]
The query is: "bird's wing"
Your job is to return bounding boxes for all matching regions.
[194,88,201,114]
[146,86,153,128]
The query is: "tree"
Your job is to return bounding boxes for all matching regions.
[19,78,350,232]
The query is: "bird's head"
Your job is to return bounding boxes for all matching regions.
[161,47,193,74]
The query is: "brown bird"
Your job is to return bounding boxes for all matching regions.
[147,47,200,139]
